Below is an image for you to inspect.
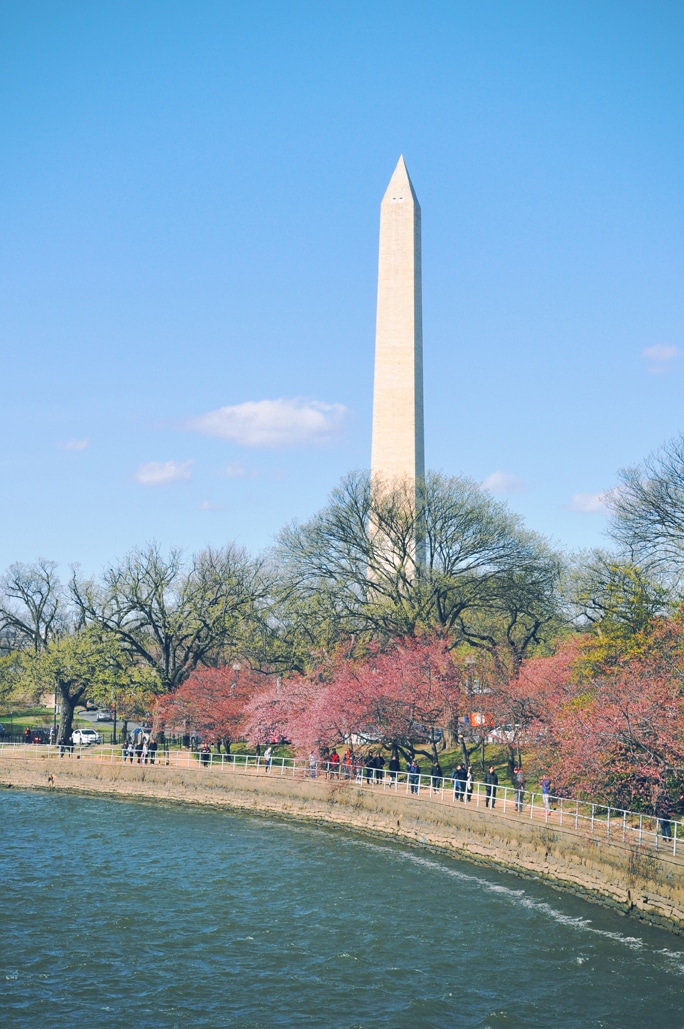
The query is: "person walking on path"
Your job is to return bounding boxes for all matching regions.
[408,758,420,794]
[465,765,474,802]
[513,767,526,812]
[309,750,317,778]
[484,766,498,808]
[200,742,211,767]
[263,745,273,773]
[656,792,674,840]
[388,753,400,785]
[540,774,552,814]
[149,738,158,765]
[430,758,443,794]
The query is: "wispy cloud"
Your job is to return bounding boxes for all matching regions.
[481,470,526,495]
[187,398,348,448]
[134,460,193,486]
[567,492,608,514]
[199,500,225,511]
[222,461,258,479]
[58,438,90,451]
[642,344,681,374]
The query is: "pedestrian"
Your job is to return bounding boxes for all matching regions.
[465,764,474,802]
[540,774,552,814]
[121,738,128,762]
[389,752,400,785]
[452,764,466,801]
[656,793,673,840]
[330,748,341,777]
[430,758,443,793]
[141,738,149,765]
[408,758,420,794]
[484,766,498,808]
[200,742,210,766]
[374,752,385,783]
[513,767,526,812]
[364,753,375,784]
[149,738,158,765]
[264,745,273,773]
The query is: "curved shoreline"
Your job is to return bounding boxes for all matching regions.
[3,751,684,935]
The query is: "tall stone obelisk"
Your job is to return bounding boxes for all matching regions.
[370,156,424,492]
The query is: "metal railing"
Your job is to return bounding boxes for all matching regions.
[2,741,681,859]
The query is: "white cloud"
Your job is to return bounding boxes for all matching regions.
[187,398,348,448]
[481,470,526,495]
[134,460,193,486]
[58,438,90,451]
[567,492,608,514]
[222,461,258,479]
[199,500,225,511]
[642,344,681,373]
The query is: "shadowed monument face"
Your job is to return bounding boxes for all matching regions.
[370,155,425,494]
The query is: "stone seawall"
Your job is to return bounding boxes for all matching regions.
[3,752,684,935]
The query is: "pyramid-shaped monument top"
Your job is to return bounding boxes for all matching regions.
[382,154,420,208]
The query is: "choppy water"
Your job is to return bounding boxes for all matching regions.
[2,790,684,1028]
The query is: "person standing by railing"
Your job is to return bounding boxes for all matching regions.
[540,774,552,814]
[513,767,526,812]
[484,766,498,808]
[408,758,420,794]
[309,750,317,779]
[430,758,442,794]
[264,746,273,773]
[388,752,400,785]
[465,765,474,802]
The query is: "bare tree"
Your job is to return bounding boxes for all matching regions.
[72,543,270,692]
[610,433,684,574]
[0,559,67,654]
[274,471,564,671]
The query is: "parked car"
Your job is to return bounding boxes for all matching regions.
[28,728,50,744]
[72,728,101,745]
[96,709,112,721]
[84,700,97,711]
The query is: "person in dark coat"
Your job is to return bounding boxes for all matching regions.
[408,759,420,794]
[484,766,498,808]
[430,759,443,793]
[388,753,400,784]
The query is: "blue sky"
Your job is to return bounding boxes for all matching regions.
[2,1,683,574]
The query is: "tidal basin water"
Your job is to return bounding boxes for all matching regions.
[3,791,684,1028]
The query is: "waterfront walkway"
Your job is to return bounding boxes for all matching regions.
[2,742,682,863]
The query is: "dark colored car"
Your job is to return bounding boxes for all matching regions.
[29,729,50,744]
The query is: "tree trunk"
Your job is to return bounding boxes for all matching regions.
[56,681,86,745]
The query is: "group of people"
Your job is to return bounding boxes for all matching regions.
[306,748,510,809]
[122,733,158,764]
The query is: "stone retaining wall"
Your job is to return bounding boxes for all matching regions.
[3,752,684,935]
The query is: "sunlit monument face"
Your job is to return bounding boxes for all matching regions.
[370,155,425,495]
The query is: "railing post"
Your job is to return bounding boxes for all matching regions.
[575,801,579,829]
[530,792,534,820]
[559,797,564,826]
[503,786,507,813]
[606,808,610,839]
[639,814,643,844]
[591,804,595,832]
[674,821,678,857]
[622,811,627,842]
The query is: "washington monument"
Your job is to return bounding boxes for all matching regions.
[370,156,425,491]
